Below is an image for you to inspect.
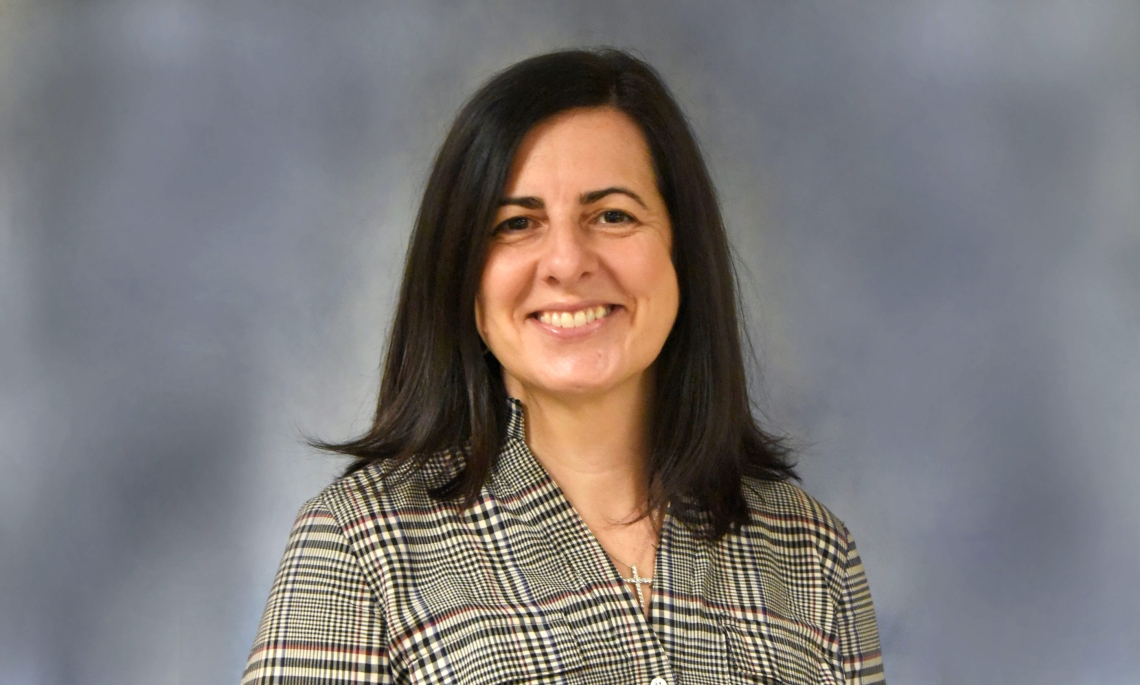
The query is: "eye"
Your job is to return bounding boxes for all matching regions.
[496,216,533,233]
[598,209,634,224]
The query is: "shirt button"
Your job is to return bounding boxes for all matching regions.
[650,678,667,685]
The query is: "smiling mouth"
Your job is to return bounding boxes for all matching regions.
[533,305,615,329]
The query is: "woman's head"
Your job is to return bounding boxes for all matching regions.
[475,106,679,404]
[328,48,794,538]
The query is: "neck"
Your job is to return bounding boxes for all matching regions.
[506,373,653,528]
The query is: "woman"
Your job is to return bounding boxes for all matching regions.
[243,49,884,684]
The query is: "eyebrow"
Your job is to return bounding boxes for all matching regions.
[497,186,648,210]
[497,196,544,209]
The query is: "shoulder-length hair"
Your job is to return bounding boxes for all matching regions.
[321,48,795,539]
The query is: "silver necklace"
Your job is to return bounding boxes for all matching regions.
[616,512,659,608]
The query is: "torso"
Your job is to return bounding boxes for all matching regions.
[317,423,867,684]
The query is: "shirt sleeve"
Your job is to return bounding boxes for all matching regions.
[835,523,886,684]
[242,496,390,684]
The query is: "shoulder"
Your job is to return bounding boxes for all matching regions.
[308,455,462,539]
[738,477,854,558]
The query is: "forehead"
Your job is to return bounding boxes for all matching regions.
[505,107,656,192]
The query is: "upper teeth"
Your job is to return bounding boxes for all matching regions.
[538,306,611,328]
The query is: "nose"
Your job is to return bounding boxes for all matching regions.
[537,215,596,287]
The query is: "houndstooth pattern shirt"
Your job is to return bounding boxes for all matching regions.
[243,401,885,684]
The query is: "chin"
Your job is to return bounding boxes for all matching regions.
[533,376,617,397]
[504,353,640,400]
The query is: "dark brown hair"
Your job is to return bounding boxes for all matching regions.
[320,48,795,539]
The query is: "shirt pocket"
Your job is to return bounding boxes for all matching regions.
[406,607,586,685]
[719,612,836,685]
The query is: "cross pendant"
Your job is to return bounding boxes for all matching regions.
[621,564,653,607]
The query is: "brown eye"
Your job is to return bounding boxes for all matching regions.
[496,216,532,233]
[599,210,633,224]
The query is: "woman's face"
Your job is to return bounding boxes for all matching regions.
[475,107,679,403]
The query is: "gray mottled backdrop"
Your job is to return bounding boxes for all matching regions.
[2,1,1138,683]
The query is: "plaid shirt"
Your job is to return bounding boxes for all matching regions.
[243,402,885,684]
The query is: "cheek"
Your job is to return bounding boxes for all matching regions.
[640,266,680,348]
[654,267,681,334]
[477,251,528,335]
[629,246,679,315]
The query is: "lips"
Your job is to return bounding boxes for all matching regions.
[533,305,614,329]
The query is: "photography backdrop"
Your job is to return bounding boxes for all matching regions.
[2,2,1138,683]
